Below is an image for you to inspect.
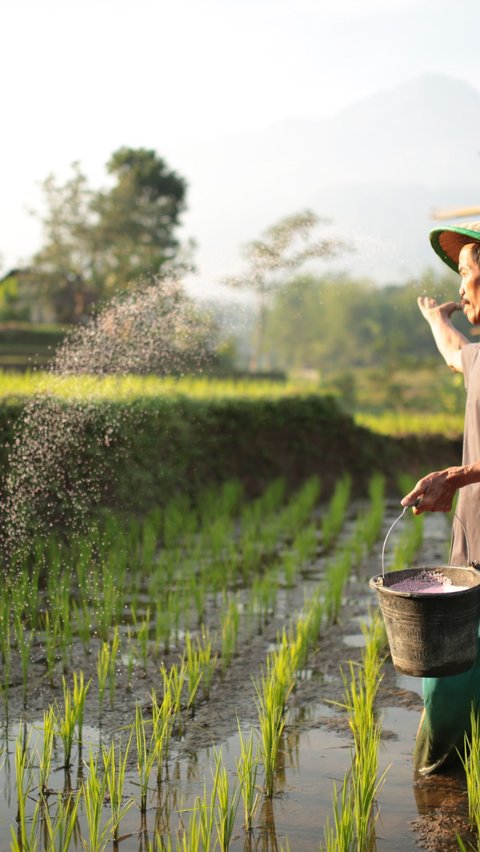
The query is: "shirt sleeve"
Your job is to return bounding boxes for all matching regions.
[461,343,480,390]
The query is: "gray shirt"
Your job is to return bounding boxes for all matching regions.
[451,342,480,565]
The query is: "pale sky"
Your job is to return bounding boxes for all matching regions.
[2,0,480,279]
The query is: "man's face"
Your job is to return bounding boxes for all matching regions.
[458,243,480,325]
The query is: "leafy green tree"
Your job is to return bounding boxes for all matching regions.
[31,148,190,323]
[91,147,189,293]
[224,211,348,370]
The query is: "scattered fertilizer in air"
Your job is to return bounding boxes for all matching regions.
[1,276,212,562]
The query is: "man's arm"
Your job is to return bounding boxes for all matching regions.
[417,296,468,373]
[401,463,480,513]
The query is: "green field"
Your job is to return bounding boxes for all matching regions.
[0,371,466,440]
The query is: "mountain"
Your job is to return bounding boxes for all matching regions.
[164,73,480,294]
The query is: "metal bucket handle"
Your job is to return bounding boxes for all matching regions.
[381,500,470,577]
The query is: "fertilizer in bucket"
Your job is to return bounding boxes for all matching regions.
[389,570,468,594]
[369,507,480,676]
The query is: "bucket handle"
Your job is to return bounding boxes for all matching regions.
[381,501,470,577]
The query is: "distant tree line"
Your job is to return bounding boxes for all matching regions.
[254,268,470,375]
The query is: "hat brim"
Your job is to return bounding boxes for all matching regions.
[430,224,480,272]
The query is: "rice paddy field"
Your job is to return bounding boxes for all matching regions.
[0,371,475,851]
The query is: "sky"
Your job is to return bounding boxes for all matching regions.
[2,0,480,286]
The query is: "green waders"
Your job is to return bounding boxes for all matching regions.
[414,635,480,774]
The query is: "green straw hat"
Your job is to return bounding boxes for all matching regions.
[430,222,480,272]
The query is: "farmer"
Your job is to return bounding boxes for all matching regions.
[401,221,480,774]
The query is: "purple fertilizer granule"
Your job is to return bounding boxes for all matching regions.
[389,570,468,594]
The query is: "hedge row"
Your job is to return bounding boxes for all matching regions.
[0,393,462,524]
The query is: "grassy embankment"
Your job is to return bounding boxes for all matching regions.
[0,372,463,532]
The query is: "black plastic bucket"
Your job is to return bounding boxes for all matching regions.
[369,566,480,677]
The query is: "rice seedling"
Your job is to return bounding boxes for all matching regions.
[11,723,38,852]
[188,571,208,626]
[321,776,355,852]
[251,569,280,632]
[137,609,151,670]
[1,617,11,705]
[14,617,34,708]
[281,549,297,588]
[135,701,162,813]
[55,584,74,670]
[142,508,162,566]
[97,642,110,719]
[183,631,212,709]
[96,561,122,641]
[302,589,325,646]
[37,790,81,851]
[235,725,260,832]
[220,598,240,668]
[39,705,56,795]
[154,600,173,655]
[213,747,240,852]
[72,670,91,749]
[81,749,114,851]
[41,611,59,686]
[459,708,480,834]
[102,732,134,841]
[107,626,120,708]
[280,475,321,539]
[291,522,318,566]
[241,478,285,533]
[324,548,352,625]
[125,624,136,692]
[163,495,195,549]
[325,612,388,850]
[150,688,175,784]
[254,664,288,798]
[57,677,79,770]
[72,599,92,653]
[194,774,220,852]
[164,662,190,727]
[321,474,351,551]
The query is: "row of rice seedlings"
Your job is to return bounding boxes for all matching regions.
[321,474,351,551]
[323,475,386,625]
[249,497,377,809]
[322,613,388,851]
[254,601,325,799]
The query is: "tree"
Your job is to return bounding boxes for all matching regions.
[224,211,348,370]
[91,147,189,293]
[31,148,190,323]
[31,162,96,323]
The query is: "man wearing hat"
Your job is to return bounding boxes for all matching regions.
[402,222,480,773]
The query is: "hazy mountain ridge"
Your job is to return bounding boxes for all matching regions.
[168,73,480,291]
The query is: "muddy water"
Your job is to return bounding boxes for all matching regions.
[0,683,463,851]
